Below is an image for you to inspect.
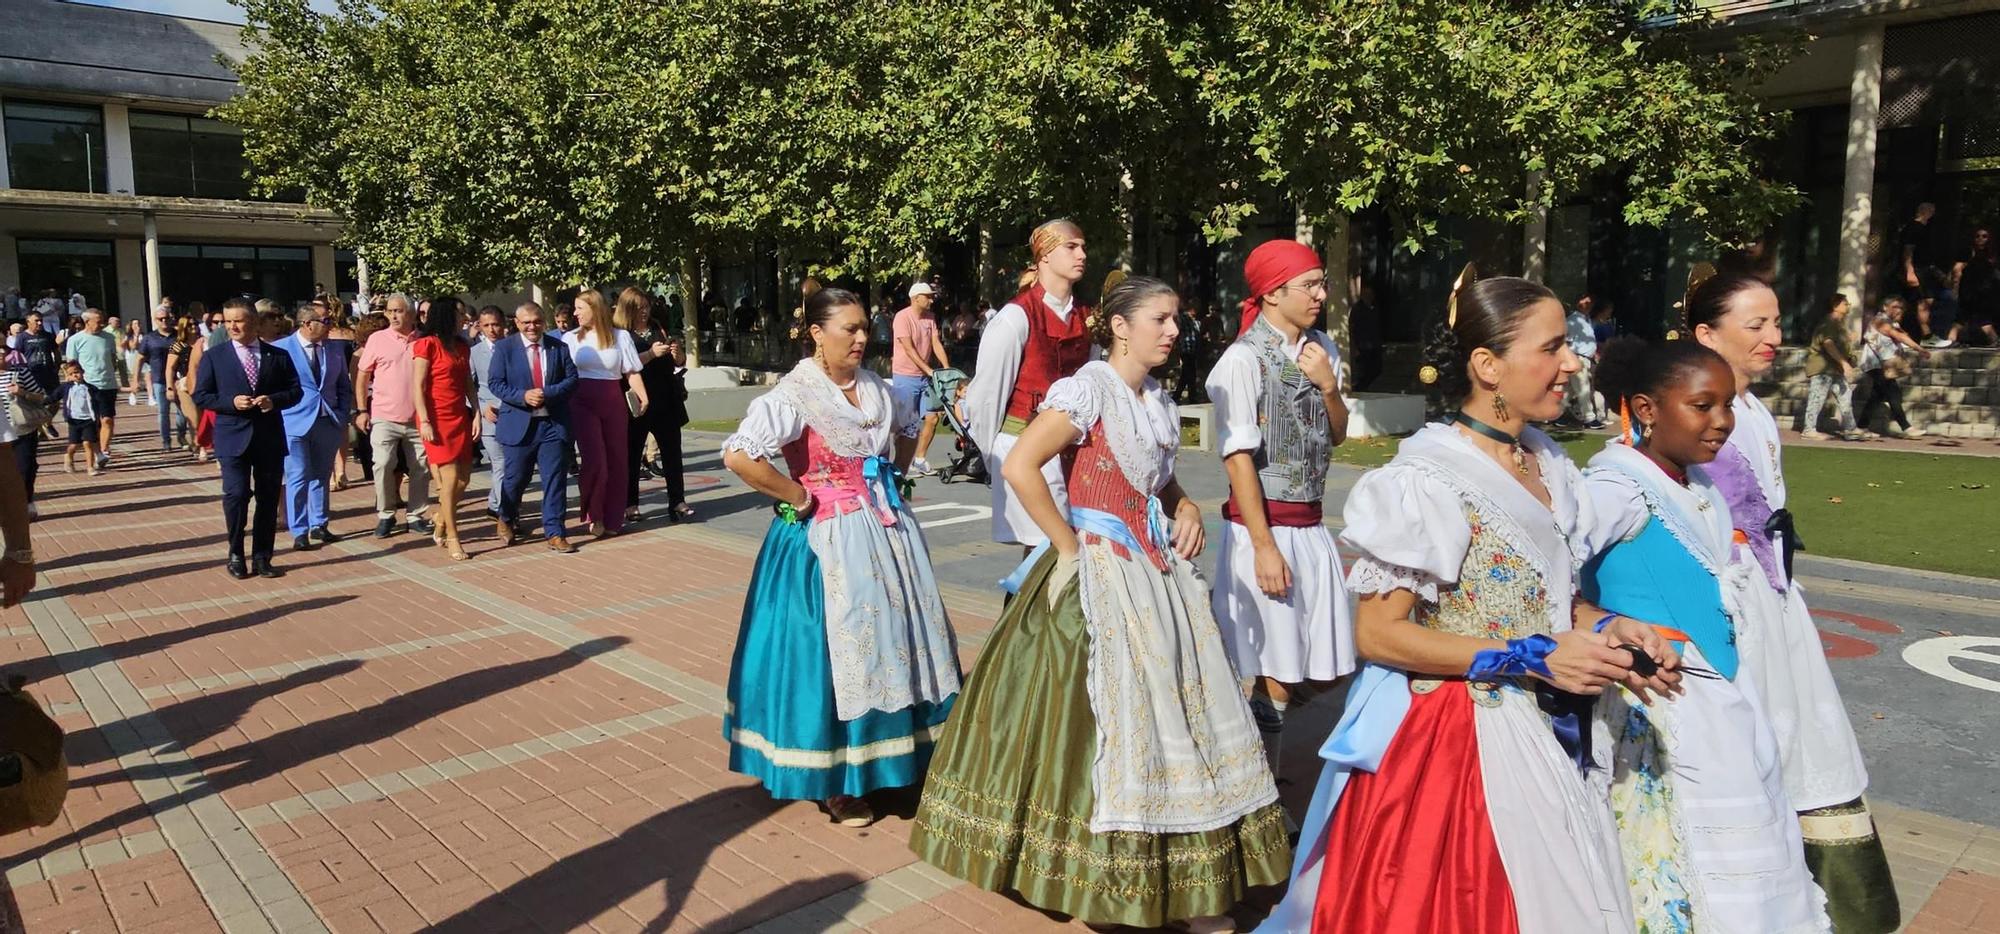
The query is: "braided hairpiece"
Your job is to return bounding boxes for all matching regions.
[1669,262,1717,341]
[1419,263,1480,385]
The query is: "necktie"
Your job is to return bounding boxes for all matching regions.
[306,342,321,383]
[242,344,259,387]
[529,342,543,389]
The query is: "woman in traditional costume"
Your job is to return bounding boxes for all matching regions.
[1258,269,1681,934]
[1206,239,1355,781]
[963,219,1094,549]
[1686,269,1897,933]
[1581,335,1830,932]
[719,287,961,828]
[912,277,1287,932]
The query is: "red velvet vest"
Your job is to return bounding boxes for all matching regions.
[1003,286,1093,424]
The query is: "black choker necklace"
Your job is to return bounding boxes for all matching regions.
[1451,412,1530,475]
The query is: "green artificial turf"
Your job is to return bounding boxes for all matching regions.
[1335,430,2000,578]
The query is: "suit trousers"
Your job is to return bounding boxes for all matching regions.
[480,414,507,514]
[625,415,686,508]
[222,450,284,559]
[499,417,570,539]
[370,419,430,519]
[284,415,344,537]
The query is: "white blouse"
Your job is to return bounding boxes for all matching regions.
[723,371,898,464]
[1040,361,1179,495]
[962,291,1083,447]
[563,328,642,381]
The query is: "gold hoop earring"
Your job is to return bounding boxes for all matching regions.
[1491,391,1511,422]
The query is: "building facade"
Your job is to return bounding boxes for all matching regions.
[0,0,350,318]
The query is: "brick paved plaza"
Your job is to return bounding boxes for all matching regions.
[0,410,1995,933]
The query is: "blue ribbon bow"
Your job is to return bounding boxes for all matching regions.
[1464,634,1558,681]
[861,456,903,520]
[998,496,1172,595]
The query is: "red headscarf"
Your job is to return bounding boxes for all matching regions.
[1239,239,1324,336]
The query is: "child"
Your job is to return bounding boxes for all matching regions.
[61,361,102,475]
[1800,293,1870,441]
[1582,336,1829,933]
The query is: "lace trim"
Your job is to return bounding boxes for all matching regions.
[1346,556,1443,603]
[770,358,887,459]
[1050,363,1176,496]
[1039,376,1099,437]
[719,432,782,463]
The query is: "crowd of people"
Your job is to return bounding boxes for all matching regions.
[716,219,1896,933]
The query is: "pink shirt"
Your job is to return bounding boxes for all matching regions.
[358,327,418,423]
[891,306,938,377]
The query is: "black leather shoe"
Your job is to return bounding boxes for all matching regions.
[293,535,313,552]
[226,556,250,580]
[252,557,284,579]
[374,517,395,538]
[408,516,435,536]
[311,525,339,544]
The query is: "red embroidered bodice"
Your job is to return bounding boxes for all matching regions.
[1004,286,1093,423]
[1063,424,1168,571]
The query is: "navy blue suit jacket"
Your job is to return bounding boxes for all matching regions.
[486,336,578,447]
[193,340,302,460]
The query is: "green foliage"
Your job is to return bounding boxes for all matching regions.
[219,0,1800,293]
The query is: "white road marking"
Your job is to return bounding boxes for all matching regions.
[1902,636,2000,694]
[910,502,992,529]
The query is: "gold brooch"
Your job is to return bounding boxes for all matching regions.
[1418,365,1439,385]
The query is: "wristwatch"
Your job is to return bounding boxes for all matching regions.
[4,548,33,564]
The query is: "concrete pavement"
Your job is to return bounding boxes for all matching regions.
[0,407,1993,932]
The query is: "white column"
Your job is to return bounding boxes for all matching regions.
[1837,25,1884,309]
[355,254,371,304]
[113,237,145,317]
[1522,171,1548,283]
[142,213,161,310]
[102,103,136,196]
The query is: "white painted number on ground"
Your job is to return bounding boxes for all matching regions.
[910,503,992,529]
[1902,637,2000,694]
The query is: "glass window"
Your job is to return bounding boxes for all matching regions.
[334,248,359,297]
[158,242,314,312]
[3,100,108,193]
[16,240,119,318]
[130,109,260,200]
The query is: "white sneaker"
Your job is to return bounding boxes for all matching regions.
[1925,338,1955,348]
[908,458,933,477]
[1800,429,1828,440]
[126,394,137,406]
[1904,426,1927,438]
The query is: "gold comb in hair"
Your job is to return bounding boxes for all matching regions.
[1678,261,1717,313]
[1447,263,1477,329]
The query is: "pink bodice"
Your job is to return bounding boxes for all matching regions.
[783,427,888,523]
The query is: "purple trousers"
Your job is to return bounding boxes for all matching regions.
[572,377,630,531]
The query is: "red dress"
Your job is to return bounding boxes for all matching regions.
[411,335,475,466]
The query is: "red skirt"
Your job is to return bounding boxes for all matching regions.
[1312,684,1518,934]
[195,409,216,449]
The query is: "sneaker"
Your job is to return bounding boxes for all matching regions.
[908,458,933,477]
[408,516,435,536]
[95,452,111,468]
[1839,429,1874,442]
[1904,426,1928,438]
[1800,430,1828,440]
[1584,419,1607,430]
[1923,337,1955,348]
[373,517,396,538]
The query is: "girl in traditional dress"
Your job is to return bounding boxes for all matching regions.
[912,276,1287,932]
[1258,269,1681,934]
[1686,269,1897,933]
[1581,336,1829,933]
[962,219,1094,548]
[719,287,961,828]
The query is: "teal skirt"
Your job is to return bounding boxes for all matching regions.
[723,516,953,800]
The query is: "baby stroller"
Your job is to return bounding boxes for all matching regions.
[924,367,988,485]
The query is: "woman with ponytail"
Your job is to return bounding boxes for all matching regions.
[718,287,960,828]
[1687,268,1898,933]
[1259,267,1679,934]
[961,219,1093,548]
[913,277,1287,931]
[1581,335,1830,933]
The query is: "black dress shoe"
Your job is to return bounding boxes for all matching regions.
[226,556,251,580]
[408,516,435,536]
[252,557,284,579]
[311,525,339,544]
[374,517,395,538]
[293,535,314,552]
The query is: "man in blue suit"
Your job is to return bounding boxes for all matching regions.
[193,298,303,579]
[274,301,354,551]
[486,301,580,552]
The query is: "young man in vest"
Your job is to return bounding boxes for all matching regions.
[964,219,1092,549]
[1205,238,1356,782]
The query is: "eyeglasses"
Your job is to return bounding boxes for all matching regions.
[1279,277,1330,295]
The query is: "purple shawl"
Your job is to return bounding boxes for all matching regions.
[1706,441,1787,592]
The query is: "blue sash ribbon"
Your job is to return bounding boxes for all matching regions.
[860,455,903,524]
[998,496,1170,594]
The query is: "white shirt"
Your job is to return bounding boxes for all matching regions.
[963,290,1082,448]
[519,334,552,415]
[561,328,641,381]
[1204,323,1341,457]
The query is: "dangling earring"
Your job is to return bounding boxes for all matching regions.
[813,342,826,369]
[1491,391,1511,423]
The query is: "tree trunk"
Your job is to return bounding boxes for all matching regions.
[978,222,996,306]
[1322,211,1353,383]
[1118,166,1137,272]
[679,247,702,369]
[1522,170,1549,283]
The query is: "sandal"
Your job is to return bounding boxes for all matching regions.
[824,795,875,828]
[672,502,695,521]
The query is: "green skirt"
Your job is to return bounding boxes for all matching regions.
[909,551,1291,926]
[1802,798,1900,934]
